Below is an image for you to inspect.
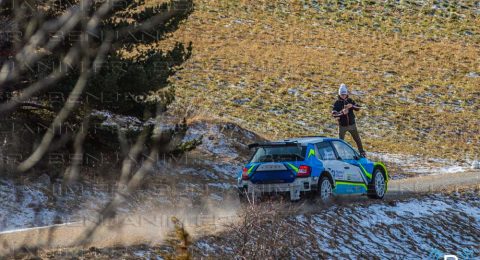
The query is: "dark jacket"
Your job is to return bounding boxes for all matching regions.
[332,96,359,126]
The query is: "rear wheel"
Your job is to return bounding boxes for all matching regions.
[368,169,386,199]
[319,176,333,201]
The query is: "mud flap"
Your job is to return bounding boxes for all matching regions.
[247,185,260,203]
[290,185,301,201]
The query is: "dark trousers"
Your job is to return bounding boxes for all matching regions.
[339,124,365,153]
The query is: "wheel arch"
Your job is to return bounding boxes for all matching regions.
[373,162,389,182]
[320,170,335,188]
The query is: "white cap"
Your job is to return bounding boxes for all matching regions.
[338,84,348,95]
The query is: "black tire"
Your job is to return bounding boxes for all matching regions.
[368,169,386,199]
[318,176,333,201]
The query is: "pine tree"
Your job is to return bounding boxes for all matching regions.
[0,0,195,172]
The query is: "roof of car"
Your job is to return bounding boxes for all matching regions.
[277,136,336,144]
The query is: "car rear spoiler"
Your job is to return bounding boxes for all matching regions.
[248,141,299,149]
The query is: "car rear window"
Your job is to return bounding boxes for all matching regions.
[250,146,306,163]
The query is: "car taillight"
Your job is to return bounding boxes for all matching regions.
[242,167,249,180]
[297,165,311,177]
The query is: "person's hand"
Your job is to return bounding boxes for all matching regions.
[346,104,353,109]
[342,108,349,114]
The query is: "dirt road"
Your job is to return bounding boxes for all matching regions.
[388,170,480,195]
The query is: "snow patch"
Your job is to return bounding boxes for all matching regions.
[196,241,215,252]
[183,122,244,160]
[359,199,453,227]
[466,72,480,78]
[0,180,56,231]
[91,109,157,132]
[471,160,480,169]
[369,152,468,177]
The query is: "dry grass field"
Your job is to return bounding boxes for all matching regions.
[132,0,479,161]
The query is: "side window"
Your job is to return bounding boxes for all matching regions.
[332,141,356,160]
[316,142,337,160]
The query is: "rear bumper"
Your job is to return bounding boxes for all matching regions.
[238,177,319,201]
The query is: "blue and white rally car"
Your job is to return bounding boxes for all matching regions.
[237,136,388,201]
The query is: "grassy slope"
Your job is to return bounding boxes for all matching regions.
[150,0,479,161]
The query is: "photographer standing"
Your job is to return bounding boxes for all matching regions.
[332,84,366,157]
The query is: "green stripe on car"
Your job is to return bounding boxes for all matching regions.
[358,163,372,179]
[247,165,255,175]
[286,163,299,173]
[335,181,367,189]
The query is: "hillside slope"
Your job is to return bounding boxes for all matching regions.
[144,0,480,161]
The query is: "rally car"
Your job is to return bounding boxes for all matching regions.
[237,136,388,201]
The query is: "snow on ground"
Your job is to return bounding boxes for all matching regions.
[1,120,474,233]
[299,194,480,259]
[18,189,480,259]
[0,179,112,232]
[1,119,478,259]
[183,121,248,160]
[193,192,480,259]
[369,152,471,177]
[0,179,57,231]
[0,120,252,232]
[91,110,155,132]
[0,162,238,233]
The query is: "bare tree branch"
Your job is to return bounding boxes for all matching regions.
[65,110,90,184]
[0,3,86,86]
